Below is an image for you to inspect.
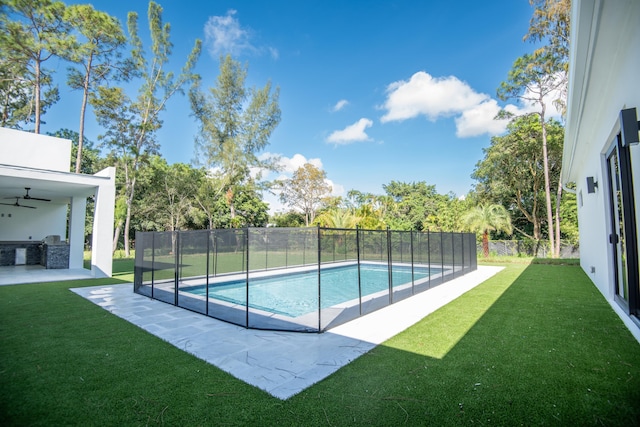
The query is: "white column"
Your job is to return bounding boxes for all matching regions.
[68,196,87,269]
[91,167,116,278]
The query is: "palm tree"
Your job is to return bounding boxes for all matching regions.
[314,208,359,229]
[463,204,513,257]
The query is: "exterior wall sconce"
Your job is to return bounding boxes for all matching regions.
[620,107,639,147]
[587,176,598,193]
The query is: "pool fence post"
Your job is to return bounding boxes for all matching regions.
[387,226,393,305]
[206,229,210,316]
[410,230,415,295]
[440,230,444,284]
[213,231,218,277]
[264,228,269,271]
[427,229,431,289]
[356,226,362,316]
[461,231,465,274]
[245,228,250,329]
[174,230,180,306]
[151,232,155,298]
[317,225,322,332]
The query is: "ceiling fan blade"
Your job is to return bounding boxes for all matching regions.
[23,187,51,202]
[0,198,37,209]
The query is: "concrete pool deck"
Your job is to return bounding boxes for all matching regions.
[71,265,503,400]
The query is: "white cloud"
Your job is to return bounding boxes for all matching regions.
[276,153,323,173]
[380,70,565,138]
[268,46,279,60]
[331,99,349,112]
[380,72,487,123]
[204,10,253,57]
[454,84,565,138]
[204,10,277,59]
[326,118,373,145]
[455,99,509,138]
[325,179,344,197]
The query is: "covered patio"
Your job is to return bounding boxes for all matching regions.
[0,127,116,282]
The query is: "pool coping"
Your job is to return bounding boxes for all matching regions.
[71,265,503,400]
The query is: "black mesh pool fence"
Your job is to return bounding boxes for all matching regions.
[134,227,478,333]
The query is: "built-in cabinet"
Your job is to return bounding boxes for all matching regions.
[0,241,69,269]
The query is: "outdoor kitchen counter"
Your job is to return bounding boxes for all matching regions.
[0,241,42,266]
[41,243,70,269]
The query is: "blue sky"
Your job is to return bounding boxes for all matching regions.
[42,0,555,213]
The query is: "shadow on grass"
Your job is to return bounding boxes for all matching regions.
[306,263,640,425]
[0,263,638,425]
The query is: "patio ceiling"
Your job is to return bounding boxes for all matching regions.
[0,164,109,205]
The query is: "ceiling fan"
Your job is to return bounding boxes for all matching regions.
[3,187,51,202]
[0,197,36,209]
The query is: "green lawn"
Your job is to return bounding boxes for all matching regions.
[1,260,639,425]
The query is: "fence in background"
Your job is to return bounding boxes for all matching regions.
[480,240,580,258]
[134,227,477,333]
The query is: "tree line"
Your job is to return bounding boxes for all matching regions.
[1,0,575,258]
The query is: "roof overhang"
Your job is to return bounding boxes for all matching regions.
[0,164,112,204]
[562,0,639,183]
[562,0,600,184]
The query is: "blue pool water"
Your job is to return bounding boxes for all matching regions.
[182,263,438,317]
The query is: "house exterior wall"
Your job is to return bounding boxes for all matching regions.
[575,4,640,297]
[0,204,67,241]
[563,0,640,341]
[575,152,609,292]
[0,127,70,172]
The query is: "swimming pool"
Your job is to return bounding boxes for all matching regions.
[135,227,478,332]
[181,263,438,317]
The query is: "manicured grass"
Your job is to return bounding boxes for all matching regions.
[1,262,639,425]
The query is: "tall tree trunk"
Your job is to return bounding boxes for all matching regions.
[482,230,489,257]
[34,59,41,133]
[112,222,122,252]
[539,106,556,257]
[1,91,9,126]
[123,178,136,257]
[76,53,93,174]
[226,188,236,227]
[554,174,563,257]
[532,195,541,241]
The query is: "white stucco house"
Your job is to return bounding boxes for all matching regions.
[0,127,115,279]
[562,0,640,341]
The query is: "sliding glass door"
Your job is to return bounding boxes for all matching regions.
[606,134,639,315]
